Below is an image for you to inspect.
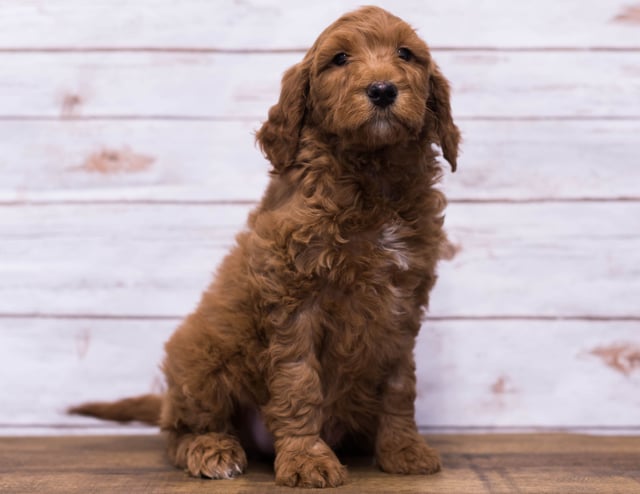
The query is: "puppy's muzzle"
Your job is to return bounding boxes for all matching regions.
[367,81,398,108]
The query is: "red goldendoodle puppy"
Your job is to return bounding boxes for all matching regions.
[71,6,460,488]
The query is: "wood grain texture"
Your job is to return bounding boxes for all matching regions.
[1,0,639,49]
[1,318,638,429]
[1,52,639,118]
[1,434,639,493]
[0,119,638,203]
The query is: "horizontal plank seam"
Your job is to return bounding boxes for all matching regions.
[450,197,640,204]
[0,313,182,321]
[458,116,640,121]
[1,423,639,432]
[3,199,261,207]
[428,315,640,322]
[420,426,640,434]
[1,115,639,122]
[0,46,639,53]
[0,116,260,122]
[1,314,638,322]
[0,423,157,429]
[1,198,639,207]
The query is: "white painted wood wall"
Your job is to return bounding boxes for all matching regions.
[1,0,639,435]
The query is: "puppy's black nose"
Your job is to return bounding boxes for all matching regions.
[367,81,398,108]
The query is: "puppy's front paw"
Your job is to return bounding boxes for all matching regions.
[181,433,248,479]
[275,439,347,488]
[377,438,441,475]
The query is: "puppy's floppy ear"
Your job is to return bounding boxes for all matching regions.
[425,64,461,172]
[256,61,310,172]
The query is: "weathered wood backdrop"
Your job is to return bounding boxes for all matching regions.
[0,0,639,435]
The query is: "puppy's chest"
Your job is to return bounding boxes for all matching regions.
[338,220,420,279]
[324,221,423,327]
[294,212,421,277]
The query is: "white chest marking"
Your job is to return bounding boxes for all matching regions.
[379,224,410,271]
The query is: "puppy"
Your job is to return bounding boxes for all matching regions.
[71,6,460,488]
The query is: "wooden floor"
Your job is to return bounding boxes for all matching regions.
[1,434,639,493]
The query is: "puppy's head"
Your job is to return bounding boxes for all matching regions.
[256,6,460,172]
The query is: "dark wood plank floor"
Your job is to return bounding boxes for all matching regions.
[1,434,639,493]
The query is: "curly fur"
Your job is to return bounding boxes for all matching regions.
[70,6,460,488]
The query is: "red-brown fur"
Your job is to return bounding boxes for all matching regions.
[70,6,460,488]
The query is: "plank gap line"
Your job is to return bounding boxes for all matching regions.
[0,115,639,122]
[2,423,640,433]
[0,46,639,54]
[1,314,638,322]
[1,198,639,207]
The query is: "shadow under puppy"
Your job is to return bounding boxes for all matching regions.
[70,5,460,488]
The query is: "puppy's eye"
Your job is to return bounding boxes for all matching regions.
[332,52,349,66]
[397,47,413,61]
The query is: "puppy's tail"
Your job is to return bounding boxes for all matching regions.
[68,394,162,426]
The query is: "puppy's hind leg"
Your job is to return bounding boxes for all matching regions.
[160,316,249,480]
